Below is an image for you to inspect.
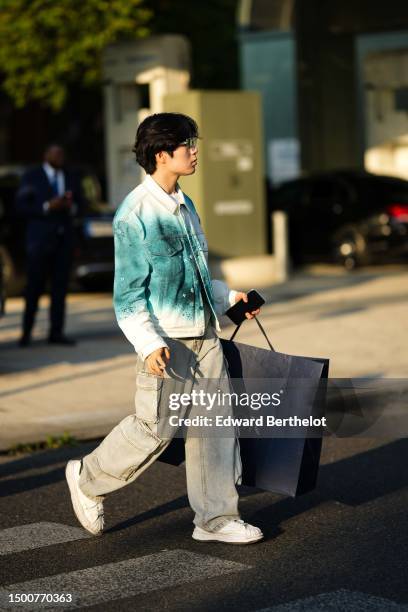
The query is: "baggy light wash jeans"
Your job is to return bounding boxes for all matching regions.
[78,318,242,531]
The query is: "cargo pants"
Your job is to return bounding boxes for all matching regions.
[78,317,242,531]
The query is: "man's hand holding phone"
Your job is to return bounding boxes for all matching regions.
[234,292,261,319]
[225,289,265,325]
[48,196,66,211]
[145,346,170,376]
[48,191,73,212]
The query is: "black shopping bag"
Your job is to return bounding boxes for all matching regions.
[159,317,329,498]
[222,317,329,497]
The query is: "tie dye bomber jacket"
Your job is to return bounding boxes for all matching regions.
[113,175,238,360]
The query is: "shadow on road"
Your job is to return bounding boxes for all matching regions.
[1,438,407,541]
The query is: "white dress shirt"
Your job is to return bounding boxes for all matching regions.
[43,162,65,195]
[42,162,65,213]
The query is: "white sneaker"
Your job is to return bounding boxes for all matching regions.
[192,519,263,544]
[65,460,104,535]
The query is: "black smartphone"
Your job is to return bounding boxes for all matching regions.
[225,289,265,325]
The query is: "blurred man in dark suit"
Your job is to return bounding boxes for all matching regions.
[16,144,84,346]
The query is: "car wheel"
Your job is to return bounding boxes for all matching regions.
[343,254,357,271]
[332,228,368,271]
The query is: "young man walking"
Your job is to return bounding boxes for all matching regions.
[66,113,263,544]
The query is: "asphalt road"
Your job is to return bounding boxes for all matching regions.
[0,436,407,611]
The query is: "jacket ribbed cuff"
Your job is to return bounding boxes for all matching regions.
[228,289,239,308]
[139,338,169,362]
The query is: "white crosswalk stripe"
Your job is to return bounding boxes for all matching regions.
[0,549,250,609]
[0,523,89,555]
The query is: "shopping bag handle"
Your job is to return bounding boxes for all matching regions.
[229,315,275,352]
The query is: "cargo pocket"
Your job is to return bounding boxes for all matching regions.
[135,372,163,423]
[96,415,162,481]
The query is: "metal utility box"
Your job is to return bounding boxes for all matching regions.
[163,90,266,257]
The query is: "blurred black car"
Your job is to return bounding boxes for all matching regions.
[269,170,408,269]
[0,166,114,302]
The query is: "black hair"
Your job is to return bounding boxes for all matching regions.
[133,112,198,175]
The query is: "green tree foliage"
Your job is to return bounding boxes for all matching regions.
[0,0,151,110]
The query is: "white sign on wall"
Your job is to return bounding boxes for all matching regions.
[209,140,254,172]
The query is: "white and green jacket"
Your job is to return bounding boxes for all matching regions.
[113,175,238,360]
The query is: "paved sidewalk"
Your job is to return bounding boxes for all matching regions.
[1,264,408,450]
